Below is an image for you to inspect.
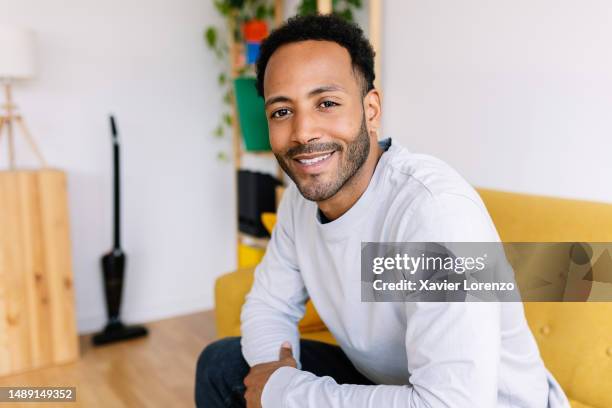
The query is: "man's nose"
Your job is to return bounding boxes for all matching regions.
[291,110,320,145]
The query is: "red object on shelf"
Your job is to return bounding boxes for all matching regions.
[243,19,268,42]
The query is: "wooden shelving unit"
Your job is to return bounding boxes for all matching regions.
[228,1,285,267]
[229,0,382,267]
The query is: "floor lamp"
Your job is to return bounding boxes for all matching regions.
[0,25,46,168]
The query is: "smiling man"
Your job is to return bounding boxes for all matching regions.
[195,14,569,408]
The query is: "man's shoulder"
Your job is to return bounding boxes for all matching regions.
[383,141,483,209]
[382,141,498,241]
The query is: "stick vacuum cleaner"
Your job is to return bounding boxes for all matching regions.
[93,115,148,346]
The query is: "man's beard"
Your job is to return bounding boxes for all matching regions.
[275,113,370,202]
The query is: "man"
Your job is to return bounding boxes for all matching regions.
[196,14,569,408]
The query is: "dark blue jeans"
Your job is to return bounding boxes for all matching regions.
[195,336,374,407]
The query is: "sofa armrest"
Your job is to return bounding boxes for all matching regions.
[214,268,328,338]
[214,268,255,338]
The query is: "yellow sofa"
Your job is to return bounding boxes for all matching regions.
[215,188,612,408]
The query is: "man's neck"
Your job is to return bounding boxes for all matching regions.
[317,141,385,221]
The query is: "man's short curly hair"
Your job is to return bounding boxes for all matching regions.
[255,13,376,98]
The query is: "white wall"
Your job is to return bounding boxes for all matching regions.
[1,0,236,333]
[383,0,612,203]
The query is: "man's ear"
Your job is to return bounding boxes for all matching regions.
[363,88,382,135]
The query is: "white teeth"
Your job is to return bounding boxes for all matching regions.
[298,153,331,165]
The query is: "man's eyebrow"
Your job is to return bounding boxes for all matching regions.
[308,84,346,96]
[264,95,291,108]
[264,84,346,108]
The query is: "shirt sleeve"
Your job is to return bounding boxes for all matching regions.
[260,191,504,408]
[240,184,309,367]
[261,304,500,408]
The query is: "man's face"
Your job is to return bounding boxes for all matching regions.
[263,40,371,202]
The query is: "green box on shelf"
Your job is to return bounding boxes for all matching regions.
[233,76,271,151]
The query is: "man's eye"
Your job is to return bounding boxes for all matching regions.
[320,100,339,109]
[271,108,290,119]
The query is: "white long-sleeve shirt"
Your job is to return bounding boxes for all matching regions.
[240,138,570,408]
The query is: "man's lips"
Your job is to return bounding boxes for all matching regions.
[291,150,336,174]
[293,150,335,162]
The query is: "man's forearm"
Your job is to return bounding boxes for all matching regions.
[240,290,304,367]
[262,366,495,408]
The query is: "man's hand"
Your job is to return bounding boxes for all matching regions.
[244,341,297,408]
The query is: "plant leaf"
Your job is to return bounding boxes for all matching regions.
[205,27,217,48]
[337,8,353,22]
[298,0,317,15]
[217,151,229,161]
[229,0,245,9]
[223,89,233,104]
[214,0,231,15]
[223,113,233,126]
[255,4,266,20]
[268,5,276,19]
[214,125,224,138]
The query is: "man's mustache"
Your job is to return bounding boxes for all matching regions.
[284,142,343,159]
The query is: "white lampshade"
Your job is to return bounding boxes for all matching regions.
[0,25,36,80]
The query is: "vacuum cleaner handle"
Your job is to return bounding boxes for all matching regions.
[110,115,121,251]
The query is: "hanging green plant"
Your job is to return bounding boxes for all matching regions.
[204,0,275,161]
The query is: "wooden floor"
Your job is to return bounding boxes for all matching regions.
[0,311,217,407]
